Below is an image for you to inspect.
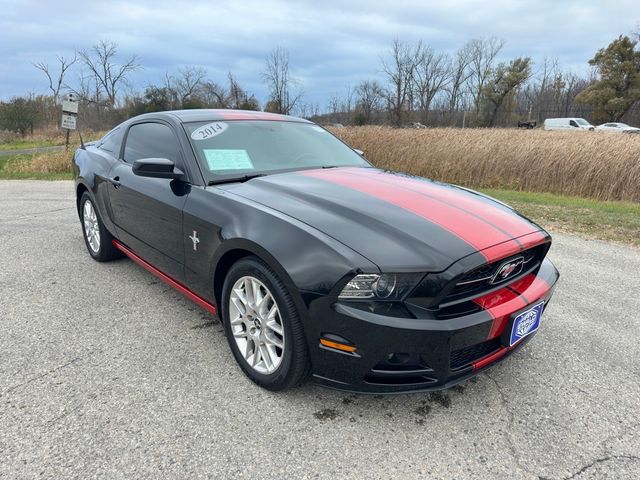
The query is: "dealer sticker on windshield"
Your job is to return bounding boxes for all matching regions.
[191,122,228,140]
[204,149,254,171]
[510,301,544,346]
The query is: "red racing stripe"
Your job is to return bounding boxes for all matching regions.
[477,231,548,263]
[301,169,517,261]
[472,347,508,371]
[518,230,549,251]
[508,274,551,304]
[473,287,528,339]
[351,168,537,238]
[214,110,299,122]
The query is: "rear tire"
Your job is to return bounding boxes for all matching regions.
[79,191,120,262]
[222,256,311,391]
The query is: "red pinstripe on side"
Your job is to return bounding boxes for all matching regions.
[112,240,217,316]
[301,169,516,261]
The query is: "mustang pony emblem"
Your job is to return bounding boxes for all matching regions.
[189,230,200,251]
[492,256,524,284]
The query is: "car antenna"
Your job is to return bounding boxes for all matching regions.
[78,129,86,150]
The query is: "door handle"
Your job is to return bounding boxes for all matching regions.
[107,176,121,188]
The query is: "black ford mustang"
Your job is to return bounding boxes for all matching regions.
[74,109,559,393]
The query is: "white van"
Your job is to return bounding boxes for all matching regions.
[543,118,594,131]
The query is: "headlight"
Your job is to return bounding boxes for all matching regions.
[338,273,424,301]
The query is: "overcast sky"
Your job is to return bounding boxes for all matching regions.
[0,0,638,108]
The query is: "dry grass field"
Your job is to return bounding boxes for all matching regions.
[331,127,640,203]
[2,150,71,174]
[1,125,639,246]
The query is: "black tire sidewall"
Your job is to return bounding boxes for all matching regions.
[80,192,117,262]
[222,257,307,391]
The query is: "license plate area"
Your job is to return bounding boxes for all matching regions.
[507,301,544,346]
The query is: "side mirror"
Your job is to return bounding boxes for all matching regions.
[132,158,184,179]
[354,149,364,156]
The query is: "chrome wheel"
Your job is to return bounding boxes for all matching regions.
[228,276,285,375]
[83,199,101,253]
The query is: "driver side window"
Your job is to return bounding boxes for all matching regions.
[569,120,578,127]
[123,122,183,167]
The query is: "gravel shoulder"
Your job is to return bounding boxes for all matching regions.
[1,180,638,479]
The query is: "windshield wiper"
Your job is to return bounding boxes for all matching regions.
[207,173,267,186]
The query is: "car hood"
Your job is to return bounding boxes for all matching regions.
[224,167,546,271]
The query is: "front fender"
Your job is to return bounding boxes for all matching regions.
[182,186,378,310]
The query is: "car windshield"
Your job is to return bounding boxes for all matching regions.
[184,120,369,181]
[576,119,591,126]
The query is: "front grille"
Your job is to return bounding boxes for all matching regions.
[450,338,501,371]
[442,244,546,305]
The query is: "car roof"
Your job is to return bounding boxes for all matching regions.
[132,109,313,124]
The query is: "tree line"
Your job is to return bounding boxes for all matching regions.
[1,33,640,134]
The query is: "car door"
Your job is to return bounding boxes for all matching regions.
[107,121,189,281]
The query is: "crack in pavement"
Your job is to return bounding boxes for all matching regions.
[0,350,99,397]
[555,454,640,480]
[484,372,538,478]
[45,404,82,428]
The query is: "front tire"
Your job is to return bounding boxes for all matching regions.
[222,256,311,391]
[79,192,120,262]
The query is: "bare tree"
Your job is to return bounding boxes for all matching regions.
[200,81,229,108]
[381,39,421,126]
[227,73,259,110]
[263,47,303,115]
[173,66,207,105]
[355,79,385,123]
[327,93,341,121]
[342,84,355,117]
[445,42,474,122]
[73,67,104,106]
[414,46,450,123]
[519,57,559,121]
[78,40,140,107]
[32,54,78,104]
[468,37,505,115]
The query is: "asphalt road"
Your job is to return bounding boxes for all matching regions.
[1,180,639,480]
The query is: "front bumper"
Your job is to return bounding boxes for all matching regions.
[306,258,559,394]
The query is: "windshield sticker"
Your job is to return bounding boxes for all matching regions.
[191,122,228,140]
[204,149,254,171]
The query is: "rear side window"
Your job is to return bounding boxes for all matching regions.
[123,123,181,164]
[97,127,123,155]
